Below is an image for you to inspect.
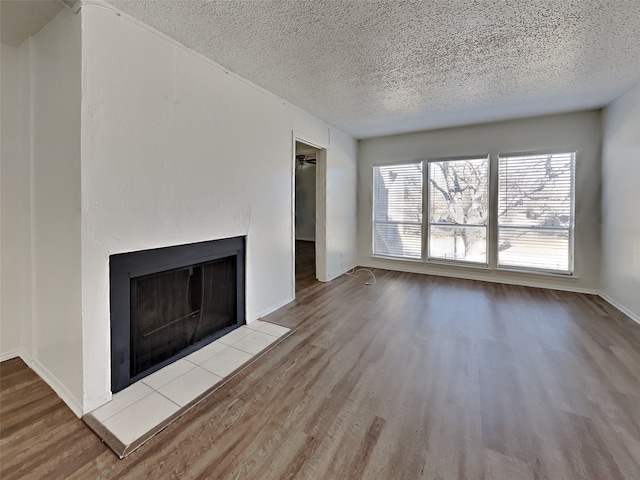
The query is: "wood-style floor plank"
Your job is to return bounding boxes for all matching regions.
[2,258,640,479]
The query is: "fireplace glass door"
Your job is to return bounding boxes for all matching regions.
[130,256,236,379]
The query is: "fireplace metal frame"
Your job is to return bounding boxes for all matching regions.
[109,236,245,393]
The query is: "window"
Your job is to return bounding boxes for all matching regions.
[373,163,422,259]
[428,157,489,263]
[498,152,575,273]
[372,151,576,275]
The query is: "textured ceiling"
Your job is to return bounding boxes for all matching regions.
[109,0,640,138]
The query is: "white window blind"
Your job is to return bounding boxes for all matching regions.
[498,152,575,273]
[373,163,422,259]
[428,157,489,263]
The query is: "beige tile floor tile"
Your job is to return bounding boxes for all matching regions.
[141,359,194,390]
[217,326,252,346]
[91,321,292,451]
[184,340,229,365]
[157,367,222,407]
[231,330,279,355]
[200,346,254,378]
[256,322,290,337]
[102,392,180,446]
[92,382,154,422]
[245,320,267,331]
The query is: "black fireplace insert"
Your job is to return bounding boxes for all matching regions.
[110,237,245,393]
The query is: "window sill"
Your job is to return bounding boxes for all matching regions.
[372,254,424,263]
[370,256,578,279]
[426,259,490,270]
[496,266,575,278]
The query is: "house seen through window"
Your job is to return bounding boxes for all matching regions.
[373,163,422,259]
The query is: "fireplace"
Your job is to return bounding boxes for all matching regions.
[110,237,245,393]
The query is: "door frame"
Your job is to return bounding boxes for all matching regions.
[292,134,328,298]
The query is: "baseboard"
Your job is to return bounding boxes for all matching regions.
[0,350,21,362]
[18,350,34,367]
[255,296,294,321]
[359,259,599,295]
[326,262,358,281]
[1,350,83,416]
[359,260,640,327]
[29,358,83,417]
[599,293,640,326]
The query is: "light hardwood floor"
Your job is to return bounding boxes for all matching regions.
[2,266,640,479]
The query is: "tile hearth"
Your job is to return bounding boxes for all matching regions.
[84,320,291,458]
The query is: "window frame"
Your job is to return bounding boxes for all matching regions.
[371,162,424,261]
[370,150,577,278]
[496,150,576,275]
[425,155,490,267]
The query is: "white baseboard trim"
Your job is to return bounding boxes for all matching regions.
[326,263,359,282]
[18,350,33,366]
[359,260,599,295]
[255,296,294,321]
[1,350,83,416]
[599,293,640,326]
[0,350,21,362]
[29,358,83,418]
[359,260,640,327]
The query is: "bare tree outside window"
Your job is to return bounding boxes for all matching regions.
[498,152,575,272]
[428,157,489,262]
[372,152,575,272]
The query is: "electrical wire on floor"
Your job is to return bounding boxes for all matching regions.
[342,263,376,286]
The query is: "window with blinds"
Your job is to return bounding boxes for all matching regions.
[497,152,575,273]
[373,163,422,259]
[428,157,489,263]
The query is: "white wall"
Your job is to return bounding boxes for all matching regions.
[0,42,30,360]
[324,127,358,279]
[80,7,357,412]
[601,83,640,322]
[0,10,83,414]
[30,10,83,414]
[358,111,602,292]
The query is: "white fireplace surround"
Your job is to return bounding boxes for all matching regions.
[0,4,358,416]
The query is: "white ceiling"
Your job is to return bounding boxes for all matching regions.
[107,0,640,138]
[5,1,640,139]
[0,1,64,47]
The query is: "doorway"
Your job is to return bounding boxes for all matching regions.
[294,141,319,291]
